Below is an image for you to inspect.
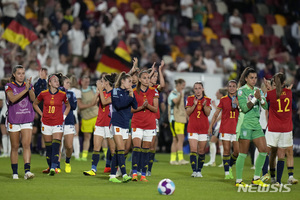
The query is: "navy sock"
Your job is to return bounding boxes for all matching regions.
[106,148,111,168]
[190,152,197,172]
[65,157,71,164]
[11,164,18,174]
[277,159,284,184]
[110,153,118,175]
[51,139,61,169]
[24,163,30,173]
[132,147,141,174]
[148,150,155,172]
[91,151,100,171]
[230,154,237,167]
[57,161,61,169]
[45,142,52,168]
[262,154,269,176]
[141,148,150,176]
[270,168,276,178]
[287,167,294,177]
[117,150,126,175]
[138,150,142,172]
[197,154,205,172]
[223,155,230,173]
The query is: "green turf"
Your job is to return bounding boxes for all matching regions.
[0,153,299,200]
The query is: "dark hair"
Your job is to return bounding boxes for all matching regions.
[238,67,256,88]
[136,70,148,94]
[175,78,185,85]
[274,72,286,99]
[100,72,108,80]
[104,73,117,87]
[47,74,58,88]
[115,72,131,88]
[11,65,24,82]
[55,73,69,87]
[194,81,206,97]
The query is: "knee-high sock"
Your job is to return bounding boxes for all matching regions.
[254,148,259,167]
[219,145,224,159]
[132,147,141,174]
[223,155,230,174]
[91,151,100,171]
[137,150,142,172]
[262,154,269,176]
[45,142,52,168]
[148,150,155,172]
[190,152,197,172]
[105,148,111,168]
[7,136,11,155]
[11,164,18,174]
[177,150,184,161]
[51,139,61,169]
[73,136,80,159]
[110,152,118,176]
[230,154,238,167]
[270,168,276,178]
[209,142,216,163]
[103,147,108,159]
[277,158,285,183]
[141,148,150,176]
[236,153,247,181]
[254,152,267,179]
[170,152,176,162]
[2,135,8,154]
[117,150,127,175]
[24,163,30,173]
[82,150,88,159]
[287,167,294,178]
[197,154,205,172]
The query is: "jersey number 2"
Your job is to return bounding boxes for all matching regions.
[277,98,290,112]
[48,106,55,113]
[197,111,201,118]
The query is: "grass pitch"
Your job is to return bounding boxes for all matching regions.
[0,153,299,200]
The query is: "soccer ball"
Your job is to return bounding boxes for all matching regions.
[157,179,175,195]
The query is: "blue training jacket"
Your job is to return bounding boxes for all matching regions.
[111,88,137,129]
[59,87,77,125]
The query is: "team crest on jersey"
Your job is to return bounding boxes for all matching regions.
[281,91,286,96]
[116,128,120,132]
[133,128,136,132]
[238,90,242,96]
[42,126,44,131]
[9,124,13,129]
[19,98,28,108]
[197,105,202,110]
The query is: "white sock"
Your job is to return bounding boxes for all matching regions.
[236,179,242,183]
[7,136,11,155]
[219,145,224,159]
[254,175,260,180]
[210,142,216,163]
[73,136,80,158]
[2,135,8,154]
[225,171,229,175]
[254,147,259,166]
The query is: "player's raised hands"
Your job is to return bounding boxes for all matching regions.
[159,60,165,70]
[26,77,32,91]
[193,97,198,106]
[254,89,261,100]
[202,99,207,106]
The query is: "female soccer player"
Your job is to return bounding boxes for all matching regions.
[0,78,9,158]
[109,72,137,183]
[131,70,159,182]
[6,66,35,179]
[58,75,77,173]
[78,74,99,161]
[83,73,117,176]
[168,79,189,165]
[33,74,70,176]
[186,81,211,177]
[235,67,268,187]
[208,80,239,179]
[265,73,295,186]
[146,61,165,176]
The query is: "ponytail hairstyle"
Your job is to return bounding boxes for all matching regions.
[274,72,286,99]
[11,65,24,82]
[115,72,131,88]
[136,70,148,94]
[194,81,206,97]
[238,67,256,88]
[55,73,69,88]
[104,73,117,87]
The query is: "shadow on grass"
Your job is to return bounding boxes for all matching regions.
[0,172,12,179]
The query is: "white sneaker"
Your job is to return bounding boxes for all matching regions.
[146,171,151,176]
[24,171,35,180]
[170,161,179,165]
[0,153,8,158]
[287,177,299,184]
[273,182,283,187]
[178,159,189,165]
[203,162,216,167]
[12,174,19,179]
[271,177,276,184]
[218,163,223,167]
[250,165,255,170]
[196,172,203,178]
[191,172,197,177]
[116,167,122,177]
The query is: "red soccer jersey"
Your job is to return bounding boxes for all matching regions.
[153,84,161,119]
[217,95,239,134]
[131,87,159,129]
[37,89,68,126]
[266,88,293,132]
[95,90,111,126]
[186,95,211,134]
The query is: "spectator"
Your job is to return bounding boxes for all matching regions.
[64,7,74,24]
[229,9,243,44]
[0,41,6,80]
[139,20,155,54]
[155,21,171,58]
[56,54,69,75]
[223,50,238,80]
[140,8,156,27]
[160,0,178,35]
[82,11,99,34]
[25,61,39,83]
[84,26,101,72]
[37,44,49,66]
[177,54,192,72]
[186,22,202,55]
[58,22,70,56]
[109,7,125,32]
[96,0,107,13]
[180,0,193,29]
[43,56,55,75]
[2,0,19,28]
[193,0,207,29]
[203,49,218,74]
[258,59,276,81]
[68,18,86,57]
[73,0,88,21]
[36,17,52,36]
[290,18,300,56]
[191,49,206,72]
[101,13,118,47]
[51,10,71,31]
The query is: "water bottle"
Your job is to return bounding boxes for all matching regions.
[232,95,237,109]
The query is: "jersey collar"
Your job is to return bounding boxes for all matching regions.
[12,81,25,87]
[49,89,59,95]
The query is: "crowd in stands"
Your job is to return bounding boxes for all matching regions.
[0,0,300,154]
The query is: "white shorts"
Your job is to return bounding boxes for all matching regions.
[155,119,159,134]
[111,126,129,140]
[188,133,208,142]
[266,130,293,148]
[220,133,237,142]
[42,123,64,135]
[7,122,33,132]
[64,125,75,135]
[132,128,155,142]
[94,126,112,138]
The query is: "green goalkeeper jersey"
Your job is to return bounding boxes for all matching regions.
[237,84,268,130]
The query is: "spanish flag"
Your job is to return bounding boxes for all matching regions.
[2,14,38,50]
[96,42,131,74]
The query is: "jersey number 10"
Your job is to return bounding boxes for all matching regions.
[277,98,290,113]
[48,106,56,113]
